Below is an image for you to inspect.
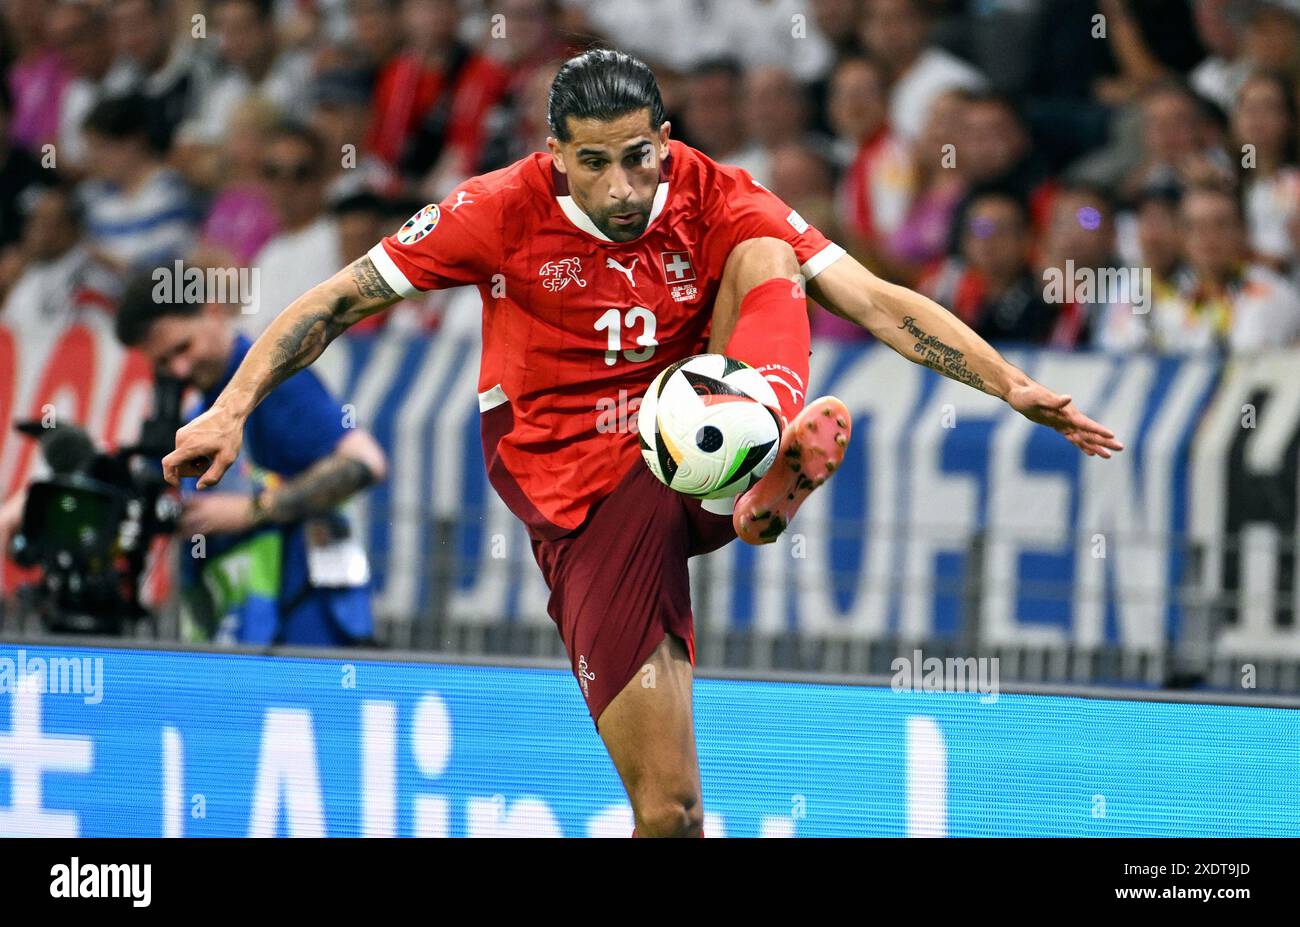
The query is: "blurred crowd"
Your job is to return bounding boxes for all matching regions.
[3,0,1300,354]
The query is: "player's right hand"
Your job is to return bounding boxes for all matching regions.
[163,404,245,489]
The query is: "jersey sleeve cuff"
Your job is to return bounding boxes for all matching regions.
[367,241,420,299]
[801,242,847,280]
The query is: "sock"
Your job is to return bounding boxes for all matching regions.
[722,277,811,428]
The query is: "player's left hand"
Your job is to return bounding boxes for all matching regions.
[1006,382,1124,458]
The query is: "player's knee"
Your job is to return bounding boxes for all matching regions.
[635,793,704,837]
[725,236,800,288]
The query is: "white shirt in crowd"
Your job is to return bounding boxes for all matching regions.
[567,0,834,81]
[0,246,120,337]
[889,47,988,142]
[178,52,314,146]
[1094,263,1300,354]
[239,216,341,339]
[1243,168,1300,262]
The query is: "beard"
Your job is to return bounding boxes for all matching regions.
[589,201,652,242]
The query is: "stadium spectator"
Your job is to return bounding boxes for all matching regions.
[240,123,342,338]
[348,0,404,74]
[859,0,987,142]
[829,56,914,274]
[1189,0,1251,111]
[0,185,120,337]
[733,66,827,188]
[180,0,314,147]
[806,0,866,134]
[881,88,969,286]
[948,94,1059,247]
[679,59,746,165]
[103,0,212,152]
[1121,183,1300,352]
[113,269,388,646]
[79,93,197,273]
[2,0,69,153]
[48,0,115,175]
[309,67,399,202]
[476,58,562,171]
[920,191,1057,344]
[1095,184,1186,351]
[1037,185,1128,347]
[1230,71,1300,269]
[367,0,511,191]
[194,99,282,268]
[1116,80,1233,201]
[1240,1,1300,87]
[0,78,51,254]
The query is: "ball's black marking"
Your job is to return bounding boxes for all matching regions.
[717,438,776,490]
[696,425,723,452]
[683,370,748,398]
[721,355,750,377]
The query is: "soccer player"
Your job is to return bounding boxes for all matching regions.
[164,50,1122,837]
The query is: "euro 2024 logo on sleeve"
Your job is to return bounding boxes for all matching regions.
[397,204,440,245]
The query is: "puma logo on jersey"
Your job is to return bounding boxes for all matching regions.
[451,191,473,212]
[606,256,639,286]
[539,257,588,291]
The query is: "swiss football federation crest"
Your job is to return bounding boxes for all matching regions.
[539,257,588,291]
[396,204,440,244]
[660,251,695,284]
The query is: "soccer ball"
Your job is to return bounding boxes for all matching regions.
[638,354,782,500]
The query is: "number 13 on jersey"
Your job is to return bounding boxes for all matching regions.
[595,307,658,366]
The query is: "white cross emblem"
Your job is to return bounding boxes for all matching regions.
[660,251,695,283]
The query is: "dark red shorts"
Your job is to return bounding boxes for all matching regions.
[530,462,737,726]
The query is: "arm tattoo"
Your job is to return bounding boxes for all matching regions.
[261,456,375,524]
[897,316,988,393]
[350,255,398,301]
[256,257,396,406]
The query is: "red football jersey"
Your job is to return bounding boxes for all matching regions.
[368,139,846,539]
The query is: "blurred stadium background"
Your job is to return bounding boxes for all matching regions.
[1,0,1300,837]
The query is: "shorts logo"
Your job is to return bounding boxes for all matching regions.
[660,251,695,284]
[577,655,596,699]
[397,204,440,245]
[539,257,588,291]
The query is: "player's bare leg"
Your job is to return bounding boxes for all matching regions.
[707,236,853,545]
[596,634,703,837]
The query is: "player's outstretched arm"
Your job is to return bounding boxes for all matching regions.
[807,254,1124,458]
[162,256,402,488]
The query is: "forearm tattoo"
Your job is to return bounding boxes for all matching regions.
[256,257,396,406]
[898,316,988,394]
[262,456,375,524]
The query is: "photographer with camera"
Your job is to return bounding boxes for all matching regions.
[111,269,387,645]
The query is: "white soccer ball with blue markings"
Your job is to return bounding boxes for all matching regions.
[638,354,782,500]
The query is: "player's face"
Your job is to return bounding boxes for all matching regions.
[549,110,670,242]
